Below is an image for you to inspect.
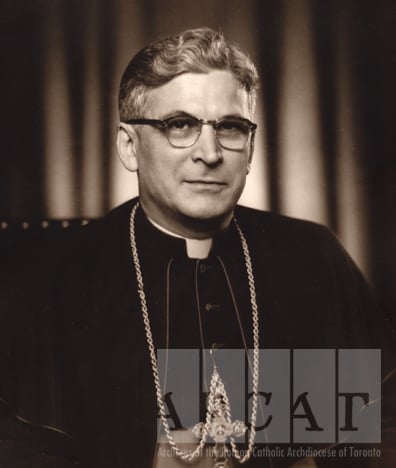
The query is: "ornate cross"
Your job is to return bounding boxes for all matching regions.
[193,366,247,468]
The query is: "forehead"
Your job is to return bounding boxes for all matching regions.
[144,70,250,118]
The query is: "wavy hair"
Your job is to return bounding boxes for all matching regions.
[119,27,259,120]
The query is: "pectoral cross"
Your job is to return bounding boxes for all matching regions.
[193,365,247,468]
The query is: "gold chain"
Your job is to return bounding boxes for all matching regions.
[129,202,260,463]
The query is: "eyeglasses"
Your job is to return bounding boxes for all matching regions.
[123,115,257,150]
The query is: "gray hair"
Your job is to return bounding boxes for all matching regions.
[119,27,259,120]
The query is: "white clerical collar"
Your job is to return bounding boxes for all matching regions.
[147,217,213,259]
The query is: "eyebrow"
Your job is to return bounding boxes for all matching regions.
[221,113,247,120]
[159,111,194,120]
[159,111,248,121]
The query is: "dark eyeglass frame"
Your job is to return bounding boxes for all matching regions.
[123,115,257,150]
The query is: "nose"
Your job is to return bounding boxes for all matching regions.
[191,124,222,165]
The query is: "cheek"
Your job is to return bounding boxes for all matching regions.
[138,153,180,196]
[229,163,249,198]
[229,156,249,180]
[140,139,182,175]
[138,143,166,177]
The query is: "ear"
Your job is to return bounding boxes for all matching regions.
[117,123,139,172]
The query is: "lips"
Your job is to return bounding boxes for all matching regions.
[184,180,227,192]
[185,179,226,185]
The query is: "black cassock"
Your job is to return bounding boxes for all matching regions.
[0,199,395,467]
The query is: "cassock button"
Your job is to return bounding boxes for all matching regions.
[211,343,224,350]
[204,303,220,312]
[199,263,213,273]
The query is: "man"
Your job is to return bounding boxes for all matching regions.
[1,28,394,468]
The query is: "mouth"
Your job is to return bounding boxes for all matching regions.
[184,180,227,192]
[185,180,226,185]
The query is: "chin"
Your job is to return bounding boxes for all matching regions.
[178,200,233,222]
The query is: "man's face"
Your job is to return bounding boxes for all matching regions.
[129,70,253,237]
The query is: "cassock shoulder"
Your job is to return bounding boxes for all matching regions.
[233,203,365,291]
[235,204,337,241]
[234,204,395,350]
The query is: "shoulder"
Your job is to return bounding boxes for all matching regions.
[14,199,139,319]
[232,204,364,290]
[76,198,136,243]
[51,198,137,265]
[233,204,341,254]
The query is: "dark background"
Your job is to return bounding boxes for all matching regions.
[0,0,395,324]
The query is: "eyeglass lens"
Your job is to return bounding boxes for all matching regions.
[165,116,252,150]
